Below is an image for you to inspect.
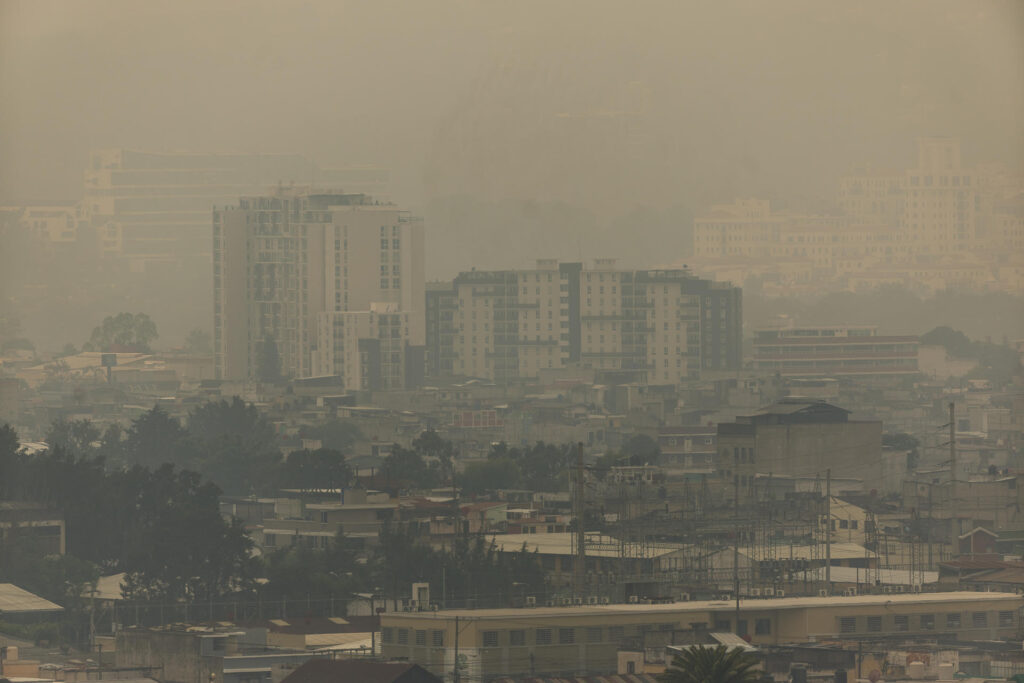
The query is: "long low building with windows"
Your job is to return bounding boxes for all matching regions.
[381,592,1023,680]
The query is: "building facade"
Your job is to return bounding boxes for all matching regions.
[425,260,741,384]
[753,325,919,379]
[717,399,883,497]
[381,593,1023,680]
[84,149,388,268]
[213,190,424,383]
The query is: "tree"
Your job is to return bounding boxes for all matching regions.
[460,458,522,496]
[381,446,439,491]
[413,429,455,474]
[300,418,363,452]
[920,326,974,357]
[123,405,197,469]
[184,328,212,354]
[46,418,100,457]
[188,397,276,447]
[659,645,761,683]
[86,312,158,352]
[256,334,282,383]
[281,448,351,493]
[119,465,257,602]
[623,434,660,465]
[188,397,282,495]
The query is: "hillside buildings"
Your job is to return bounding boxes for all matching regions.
[213,190,424,384]
[689,137,1024,295]
[425,260,741,384]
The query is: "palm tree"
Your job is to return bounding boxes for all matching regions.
[659,644,761,683]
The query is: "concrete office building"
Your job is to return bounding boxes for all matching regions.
[717,398,883,497]
[381,593,1023,681]
[83,148,388,267]
[213,190,424,383]
[425,260,740,384]
[753,325,919,379]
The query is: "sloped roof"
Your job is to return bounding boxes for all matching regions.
[0,583,63,614]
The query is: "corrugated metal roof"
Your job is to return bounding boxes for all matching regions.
[0,583,64,613]
[709,632,758,651]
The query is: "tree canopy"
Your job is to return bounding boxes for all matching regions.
[86,312,158,352]
[0,424,255,603]
[659,645,761,683]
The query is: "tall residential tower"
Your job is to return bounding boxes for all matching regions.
[213,190,423,386]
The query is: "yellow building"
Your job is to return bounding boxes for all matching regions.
[381,592,1022,680]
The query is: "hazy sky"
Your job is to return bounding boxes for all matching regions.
[2,0,1022,213]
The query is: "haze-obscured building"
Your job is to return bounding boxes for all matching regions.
[425,259,740,384]
[83,149,389,269]
[213,189,424,384]
[717,398,883,496]
[753,325,919,379]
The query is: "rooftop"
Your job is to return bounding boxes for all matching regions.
[382,592,1021,621]
[0,583,64,614]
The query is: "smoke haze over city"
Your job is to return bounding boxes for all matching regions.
[1,6,1024,678]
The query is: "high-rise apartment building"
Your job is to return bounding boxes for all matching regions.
[83,149,388,267]
[425,260,741,384]
[311,303,418,390]
[901,137,977,254]
[213,190,424,383]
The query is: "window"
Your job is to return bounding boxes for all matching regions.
[559,628,575,644]
[432,630,444,647]
[397,628,409,645]
[482,631,499,647]
[755,619,771,635]
[999,611,1014,627]
[609,626,624,642]
[972,612,988,628]
[839,617,856,634]
[715,620,731,632]
[587,627,602,643]
[415,630,426,646]
[510,630,525,646]
[382,628,394,644]
[867,616,882,632]
[536,628,552,645]
[920,614,935,630]
[894,616,909,632]
[946,613,961,628]
[264,533,277,547]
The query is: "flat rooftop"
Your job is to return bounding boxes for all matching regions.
[382,592,1022,621]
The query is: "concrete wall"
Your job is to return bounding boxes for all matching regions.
[116,629,223,683]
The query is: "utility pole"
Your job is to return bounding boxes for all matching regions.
[927,483,933,569]
[949,402,958,545]
[453,615,459,683]
[369,594,375,655]
[825,469,831,593]
[734,474,741,634]
[574,442,586,600]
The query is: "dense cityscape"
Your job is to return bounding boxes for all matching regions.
[1,2,1023,683]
